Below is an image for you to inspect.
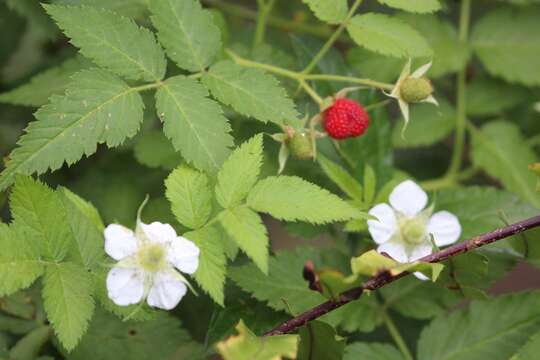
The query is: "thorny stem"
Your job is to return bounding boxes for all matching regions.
[447,0,471,177]
[382,311,414,360]
[302,0,363,75]
[253,0,276,47]
[264,213,540,336]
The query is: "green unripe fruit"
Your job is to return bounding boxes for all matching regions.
[288,131,314,160]
[400,77,433,103]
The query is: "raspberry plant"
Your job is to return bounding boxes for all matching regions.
[1,0,540,359]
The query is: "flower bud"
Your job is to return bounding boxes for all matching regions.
[400,77,433,103]
[287,130,314,160]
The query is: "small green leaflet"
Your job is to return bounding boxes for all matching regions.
[378,0,441,13]
[417,292,540,360]
[184,226,226,306]
[202,60,299,126]
[165,165,213,229]
[10,176,72,262]
[0,224,43,297]
[44,4,166,82]
[302,0,348,24]
[511,329,540,360]
[156,76,233,175]
[0,56,90,107]
[471,7,540,86]
[0,69,144,191]
[347,13,432,58]
[247,176,364,224]
[42,262,94,351]
[149,0,221,72]
[318,154,362,202]
[219,206,268,274]
[216,135,263,208]
[133,130,181,170]
[297,321,345,360]
[471,121,540,208]
[216,320,298,360]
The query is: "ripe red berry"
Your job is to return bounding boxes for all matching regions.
[323,98,369,139]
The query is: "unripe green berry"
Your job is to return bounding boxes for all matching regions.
[287,131,314,160]
[400,77,433,103]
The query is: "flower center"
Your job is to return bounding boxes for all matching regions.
[137,243,167,272]
[400,218,427,245]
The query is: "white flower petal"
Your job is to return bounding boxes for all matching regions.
[422,95,439,106]
[408,243,432,262]
[368,204,398,244]
[413,272,429,281]
[389,180,428,217]
[411,61,432,78]
[104,224,138,260]
[428,211,462,246]
[139,222,177,245]
[106,267,145,306]
[168,236,200,274]
[377,241,408,263]
[147,271,187,310]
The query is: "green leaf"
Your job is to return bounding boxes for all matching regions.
[184,226,226,306]
[318,154,362,201]
[42,262,94,351]
[511,329,540,359]
[9,325,51,360]
[165,165,212,229]
[68,309,201,360]
[344,342,403,360]
[398,14,469,78]
[466,77,528,116]
[10,176,72,261]
[216,320,298,360]
[297,321,345,360]
[393,97,455,147]
[247,176,363,224]
[149,0,221,72]
[347,14,432,58]
[347,48,403,83]
[471,7,540,86]
[0,224,43,297]
[219,206,268,274]
[380,277,460,320]
[378,0,440,13]
[325,295,380,333]
[0,69,144,191]
[58,187,105,270]
[133,129,182,170]
[471,121,540,208]
[216,135,263,208]
[0,56,90,107]
[302,0,348,24]
[202,60,299,126]
[44,4,166,81]
[156,76,233,174]
[351,250,443,281]
[417,292,540,360]
[228,248,326,314]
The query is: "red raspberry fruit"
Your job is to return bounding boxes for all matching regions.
[323,98,369,139]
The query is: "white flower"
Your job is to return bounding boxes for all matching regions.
[104,218,200,310]
[367,180,461,280]
[387,59,438,131]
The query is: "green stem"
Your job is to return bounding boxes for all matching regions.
[299,80,323,105]
[382,311,414,360]
[253,0,276,48]
[202,0,333,39]
[132,81,163,92]
[226,49,394,90]
[302,0,363,75]
[447,0,471,177]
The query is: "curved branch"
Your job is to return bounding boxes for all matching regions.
[264,214,540,336]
